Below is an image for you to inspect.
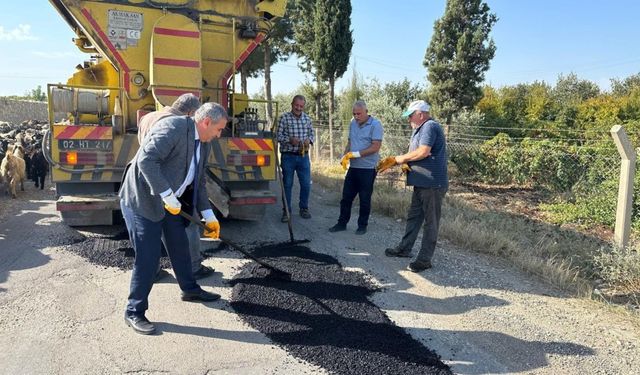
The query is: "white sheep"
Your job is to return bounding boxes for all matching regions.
[1,151,26,198]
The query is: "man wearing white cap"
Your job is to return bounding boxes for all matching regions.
[378,100,448,272]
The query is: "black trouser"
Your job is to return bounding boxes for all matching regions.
[398,187,447,262]
[338,168,377,228]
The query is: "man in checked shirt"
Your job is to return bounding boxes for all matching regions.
[277,95,314,222]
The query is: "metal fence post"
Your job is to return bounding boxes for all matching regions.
[610,125,636,249]
[314,127,319,162]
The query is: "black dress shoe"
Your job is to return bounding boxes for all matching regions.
[181,288,221,302]
[328,223,347,232]
[193,265,215,280]
[355,226,367,235]
[124,313,156,335]
[407,260,433,272]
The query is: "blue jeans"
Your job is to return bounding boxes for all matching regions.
[338,168,377,228]
[121,202,200,315]
[281,153,311,211]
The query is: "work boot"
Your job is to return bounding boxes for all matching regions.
[300,208,311,219]
[355,226,367,235]
[407,260,433,272]
[329,223,347,232]
[385,247,412,258]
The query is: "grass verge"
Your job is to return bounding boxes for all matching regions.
[312,160,639,313]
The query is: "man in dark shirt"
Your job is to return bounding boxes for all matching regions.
[380,100,448,272]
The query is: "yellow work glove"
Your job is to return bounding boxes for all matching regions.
[203,220,220,240]
[401,163,411,174]
[376,156,397,173]
[162,192,181,215]
[340,151,360,171]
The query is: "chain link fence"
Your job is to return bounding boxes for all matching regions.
[309,122,637,233]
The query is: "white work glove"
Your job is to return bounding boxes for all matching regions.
[202,209,220,240]
[162,192,181,215]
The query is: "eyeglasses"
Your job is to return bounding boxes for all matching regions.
[408,112,415,119]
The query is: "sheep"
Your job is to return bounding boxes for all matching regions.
[12,144,25,159]
[0,151,26,198]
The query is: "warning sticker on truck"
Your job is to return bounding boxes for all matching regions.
[108,10,143,50]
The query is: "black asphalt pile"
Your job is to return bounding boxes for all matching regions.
[230,244,452,375]
[62,229,172,270]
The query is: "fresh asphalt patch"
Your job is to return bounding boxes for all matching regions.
[230,243,452,375]
[61,227,173,270]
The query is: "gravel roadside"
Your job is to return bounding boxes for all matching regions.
[0,182,639,374]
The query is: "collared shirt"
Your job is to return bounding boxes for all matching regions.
[348,115,383,169]
[406,118,448,189]
[160,120,200,198]
[277,111,314,153]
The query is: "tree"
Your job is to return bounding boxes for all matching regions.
[424,0,497,124]
[237,3,295,125]
[289,0,323,118]
[383,78,427,109]
[552,73,600,128]
[310,0,353,159]
[338,66,363,126]
[26,85,46,102]
[289,0,352,158]
[610,73,640,97]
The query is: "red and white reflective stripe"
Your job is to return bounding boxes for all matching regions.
[229,197,277,205]
[153,27,200,38]
[154,57,200,68]
[60,152,114,165]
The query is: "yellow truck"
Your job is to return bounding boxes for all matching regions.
[46,0,287,225]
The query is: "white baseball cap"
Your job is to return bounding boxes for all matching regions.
[402,100,431,118]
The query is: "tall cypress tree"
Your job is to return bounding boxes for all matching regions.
[289,0,323,119]
[424,0,497,124]
[312,0,353,159]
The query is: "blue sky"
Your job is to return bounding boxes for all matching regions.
[1,1,640,97]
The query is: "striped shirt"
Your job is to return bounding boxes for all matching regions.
[277,111,314,153]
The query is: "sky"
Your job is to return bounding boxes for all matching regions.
[1,0,640,97]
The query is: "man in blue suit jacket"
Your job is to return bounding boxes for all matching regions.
[119,102,227,335]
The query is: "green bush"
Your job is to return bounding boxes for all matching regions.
[593,245,640,292]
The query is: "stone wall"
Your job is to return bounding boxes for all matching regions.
[0,99,51,124]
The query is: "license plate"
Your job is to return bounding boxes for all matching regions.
[58,139,113,151]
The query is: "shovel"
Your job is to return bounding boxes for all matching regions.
[177,210,292,281]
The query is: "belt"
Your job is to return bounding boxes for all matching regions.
[282,151,307,155]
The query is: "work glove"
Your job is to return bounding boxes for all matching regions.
[401,163,411,174]
[299,142,310,156]
[376,156,397,173]
[340,151,361,171]
[203,220,220,240]
[162,192,181,215]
